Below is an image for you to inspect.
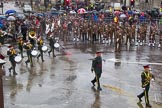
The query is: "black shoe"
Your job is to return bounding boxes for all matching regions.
[25,61,28,66]
[48,52,50,56]
[91,81,95,86]
[97,87,102,91]
[137,95,142,102]
[8,68,11,73]
[13,72,18,75]
[42,60,45,62]
[146,104,152,107]
[53,55,56,57]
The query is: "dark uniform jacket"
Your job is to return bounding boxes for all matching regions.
[141,71,155,88]
[37,39,43,51]
[49,37,55,48]
[24,44,33,55]
[18,40,23,50]
[7,49,16,62]
[92,56,102,74]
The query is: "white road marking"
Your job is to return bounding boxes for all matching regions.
[107,58,162,66]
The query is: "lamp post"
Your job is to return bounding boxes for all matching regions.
[0,59,6,108]
[124,0,126,6]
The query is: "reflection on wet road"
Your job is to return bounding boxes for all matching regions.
[2,43,162,108]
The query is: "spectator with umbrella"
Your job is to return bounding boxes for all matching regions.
[5,10,16,15]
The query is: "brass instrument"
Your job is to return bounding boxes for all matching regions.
[29,31,36,39]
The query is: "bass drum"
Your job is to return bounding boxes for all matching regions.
[54,42,60,48]
[31,50,38,57]
[42,46,48,52]
[14,55,22,64]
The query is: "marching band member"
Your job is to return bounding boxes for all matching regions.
[37,36,44,62]
[28,26,36,47]
[91,51,103,91]
[137,65,155,108]
[7,45,17,75]
[48,34,56,57]
[17,37,24,58]
[24,41,33,67]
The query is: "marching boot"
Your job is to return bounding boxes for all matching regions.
[25,61,28,66]
[97,87,102,91]
[13,72,18,75]
[37,56,39,60]
[137,95,142,102]
[91,81,95,86]
[8,67,12,73]
[48,51,50,56]
[8,68,12,76]
[146,104,152,108]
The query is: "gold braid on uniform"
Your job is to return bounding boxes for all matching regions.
[142,71,153,87]
[18,40,23,46]
[38,39,43,46]
[10,49,16,55]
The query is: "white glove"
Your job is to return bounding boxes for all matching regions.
[151,78,155,81]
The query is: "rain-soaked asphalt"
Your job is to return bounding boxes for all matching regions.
[2,42,162,108]
[1,2,162,108]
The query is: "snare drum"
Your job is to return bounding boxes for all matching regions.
[14,55,22,64]
[42,46,48,52]
[31,50,38,57]
[54,43,60,48]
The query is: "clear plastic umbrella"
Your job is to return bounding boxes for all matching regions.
[120,14,127,18]
[7,16,16,21]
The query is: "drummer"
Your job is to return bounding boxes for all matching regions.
[7,45,17,75]
[48,34,56,57]
[37,36,44,62]
[24,41,33,67]
[17,37,24,58]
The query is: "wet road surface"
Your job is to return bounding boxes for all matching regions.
[2,43,162,108]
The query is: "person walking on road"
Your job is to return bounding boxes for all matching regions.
[48,35,56,57]
[24,41,33,67]
[37,36,44,62]
[17,37,24,58]
[7,45,17,75]
[91,51,102,91]
[137,65,155,108]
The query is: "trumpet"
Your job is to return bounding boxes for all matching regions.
[29,31,36,39]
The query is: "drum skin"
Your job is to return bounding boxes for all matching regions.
[31,50,38,57]
[54,43,60,48]
[42,46,48,52]
[14,55,22,64]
